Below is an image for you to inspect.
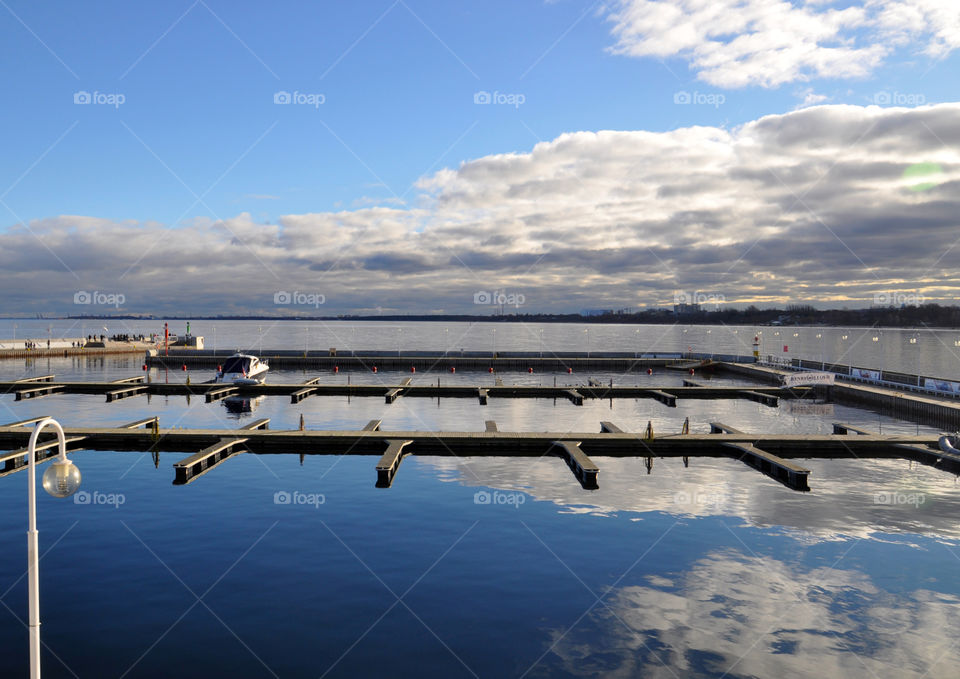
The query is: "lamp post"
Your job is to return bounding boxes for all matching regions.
[27,418,82,679]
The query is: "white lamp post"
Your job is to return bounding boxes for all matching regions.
[27,418,82,679]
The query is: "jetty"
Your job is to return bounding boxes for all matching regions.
[0,416,952,491]
[5,350,960,493]
[0,377,805,407]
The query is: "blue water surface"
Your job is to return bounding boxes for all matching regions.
[0,357,958,678]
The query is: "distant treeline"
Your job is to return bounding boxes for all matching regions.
[61,304,960,327]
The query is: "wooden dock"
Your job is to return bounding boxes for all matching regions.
[0,377,810,406]
[145,351,724,373]
[0,416,953,491]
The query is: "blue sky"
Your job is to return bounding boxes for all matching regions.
[1,1,959,314]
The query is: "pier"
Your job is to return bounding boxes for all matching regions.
[144,349,739,372]
[0,417,952,491]
[0,377,807,405]
[5,354,960,494]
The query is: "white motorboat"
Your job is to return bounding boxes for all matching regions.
[216,352,269,385]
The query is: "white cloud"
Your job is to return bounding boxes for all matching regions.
[2,103,960,314]
[605,0,960,88]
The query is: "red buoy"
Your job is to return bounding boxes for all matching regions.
[372,366,378,373]
[647,368,652,375]
[528,367,533,373]
[142,364,147,371]
[411,366,416,373]
[567,367,572,374]
[689,368,695,375]
[489,367,494,373]
[182,364,187,371]
[450,367,455,373]
[334,366,339,373]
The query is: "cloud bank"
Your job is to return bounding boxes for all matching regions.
[3,103,959,315]
[606,0,960,88]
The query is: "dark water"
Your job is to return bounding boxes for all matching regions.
[0,354,959,678]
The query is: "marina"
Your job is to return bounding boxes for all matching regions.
[2,330,960,678]
[4,355,960,494]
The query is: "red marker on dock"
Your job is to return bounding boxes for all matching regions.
[334,366,339,373]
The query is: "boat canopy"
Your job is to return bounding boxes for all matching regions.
[222,355,252,374]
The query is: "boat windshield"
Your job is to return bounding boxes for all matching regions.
[222,356,250,373]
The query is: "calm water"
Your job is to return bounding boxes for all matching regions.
[0,342,959,677]
[2,319,959,378]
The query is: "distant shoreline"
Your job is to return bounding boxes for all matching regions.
[15,304,960,329]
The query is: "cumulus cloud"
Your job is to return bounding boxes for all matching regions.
[605,0,960,88]
[2,103,959,315]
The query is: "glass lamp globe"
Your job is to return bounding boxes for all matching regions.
[42,459,82,498]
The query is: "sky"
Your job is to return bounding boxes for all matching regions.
[1,0,958,316]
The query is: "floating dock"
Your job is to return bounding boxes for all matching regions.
[0,416,953,491]
[0,376,806,407]
[145,349,735,372]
